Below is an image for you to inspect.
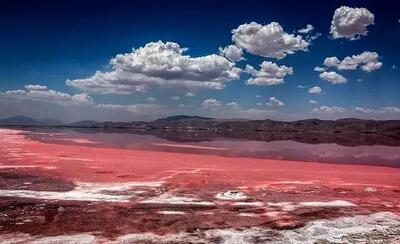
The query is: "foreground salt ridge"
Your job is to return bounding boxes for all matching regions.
[139,193,216,206]
[1,212,398,244]
[281,211,400,244]
[0,181,163,202]
[215,190,249,201]
[157,210,186,215]
[0,183,358,210]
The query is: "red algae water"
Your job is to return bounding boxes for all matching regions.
[0,128,399,243]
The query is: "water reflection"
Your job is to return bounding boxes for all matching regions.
[25,128,400,168]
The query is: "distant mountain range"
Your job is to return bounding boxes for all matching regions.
[1,115,400,136]
[0,116,63,126]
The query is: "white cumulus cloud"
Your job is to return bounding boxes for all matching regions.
[323,51,382,72]
[319,71,347,84]
[330,6,375,40]
[314,66,326,72]
[298,24,314,34]
[355,106,400,114]
[355,107,371,113]
[24,84,48,91]
[2,85,93,106]
[226,101,239,106]
[381,107,400,113]
[245,61,293,86]
[0,84,177,122]
[184,92,196,97]
[147,97,156,102]
[226,101,241,110]
[71,93,93,105]
[311,105,345,114]
[232,22,309,59]
[266,96,284,107]
[67,41,241,94]
[308,86,322,94]
[218,45,244,62]
[202,98,222,110]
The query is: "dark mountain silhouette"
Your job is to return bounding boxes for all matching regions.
[155,115,213,122]
[0,116,38,125]
[1,115,400,139]
[0,116,62,126]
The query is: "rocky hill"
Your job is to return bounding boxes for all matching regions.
[1,115,400,136]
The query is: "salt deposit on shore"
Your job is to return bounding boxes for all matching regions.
[1,212,398,244]
[0,181,163,202]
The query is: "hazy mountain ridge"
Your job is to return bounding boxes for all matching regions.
[1,115,400,135]
[0,116,63,126]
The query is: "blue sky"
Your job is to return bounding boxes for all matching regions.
[0,0,399,122]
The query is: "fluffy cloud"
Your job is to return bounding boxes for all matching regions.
[266,96,284,107]
[184,92,196,97]
[95,103,167,114]
[226,101,241,110]
[382,107,400,113]
[311,105,345,114]
[245,61,293,86]
[308,32,322,41]
[71,93,93,105]
[24,84,48,91]
[313,66,326,72]
[218,45,244,62]
[232,22,309,59]
[0,85,174,122]
[202,98,222,110]
[197,98,302,120]
[355,106,400,113]
[2,85,93,106]
[319,71,347,84]
[323,51,382,72]
[323,57,341,67]
[147,97,156,102]
[226,101,239,106]
[4,85,299,121]
[308,99,318,104]
[67,41,241,94]
[355,107,375,113]
[298,24,314,34]
[361,60,383,72]
[330,6,375,40]
[352,106,400,119]
[308,86,322,94]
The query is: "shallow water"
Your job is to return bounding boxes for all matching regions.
[26,128,400,168]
